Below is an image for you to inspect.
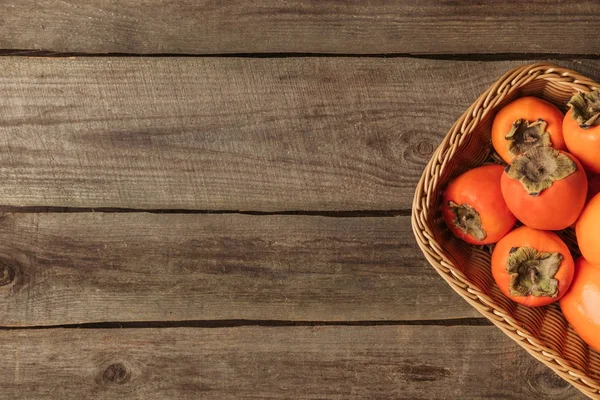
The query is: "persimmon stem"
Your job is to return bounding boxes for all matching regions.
[505,118,552,158]
[507,246,562,297]
[447,201,486,241]
[569,90,600,129]
[505,147,576,196]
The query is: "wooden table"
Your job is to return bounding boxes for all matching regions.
[0,2,597,399]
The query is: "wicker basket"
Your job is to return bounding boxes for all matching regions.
[411,63,600,399]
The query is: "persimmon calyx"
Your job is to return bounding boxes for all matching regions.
[447,201,486,241]
[569,90,600,129]
[505,118,552,158]
[505,146,576,196]
[507,246,561,297]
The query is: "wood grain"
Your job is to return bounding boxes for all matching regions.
[0,1,598,55]
[3,57,599,211]
[0,325,583,399]
[0,213,478,326]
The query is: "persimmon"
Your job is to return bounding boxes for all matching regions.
[501,147,587,230]
[563,90,600,174]
[576,193,600,264]
[560,257,600,352]
[569,172,600,229]
[492,226,574,307]
[492,96,565,164]
[442,164,516,245]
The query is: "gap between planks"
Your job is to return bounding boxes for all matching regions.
[0,317,492,330]
[1,50,600,61]
[0,206,410,217]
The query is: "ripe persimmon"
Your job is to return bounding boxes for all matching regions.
[501,147,587,230]
[563,90,600,174]
[560,257,600,352]
[492,96,565,164]
[576,193,600,265]
[492,226,574,307]
[569,172,600,229]
[442,164,516,245]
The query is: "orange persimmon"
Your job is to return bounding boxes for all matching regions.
[492,226,574,307]
[569,172,600,229]
[501,147,587,230]
[492,96,565,164]
[442,164,516,245]
[560,257,600,352]
[563,90,600,174]
[576,193,600,265]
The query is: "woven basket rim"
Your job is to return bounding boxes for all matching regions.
[411,62,600,399]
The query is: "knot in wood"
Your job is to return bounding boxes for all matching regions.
[102,363,131,385]
[0,262,15,286]
[417,141,434,157]
[526,362,571,396]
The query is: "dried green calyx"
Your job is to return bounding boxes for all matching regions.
[447,201,486,241]
[505,118,552,158]
[507,246,562,297]
[569,90,600,129]
[506,146,576,196]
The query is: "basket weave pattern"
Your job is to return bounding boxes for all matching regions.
[411,63,600,399]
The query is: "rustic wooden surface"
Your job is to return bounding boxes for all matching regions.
[0,213,480,326]
[1,326,581,400]
[1,57,599,211]
[0,3,596,399]
[0,1,599,55]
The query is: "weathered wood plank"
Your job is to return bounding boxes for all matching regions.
[0,325,583,399]
[0,56,459,211]
[2,58,599,211]
[0,213,478,326]
[0,1,599,55]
